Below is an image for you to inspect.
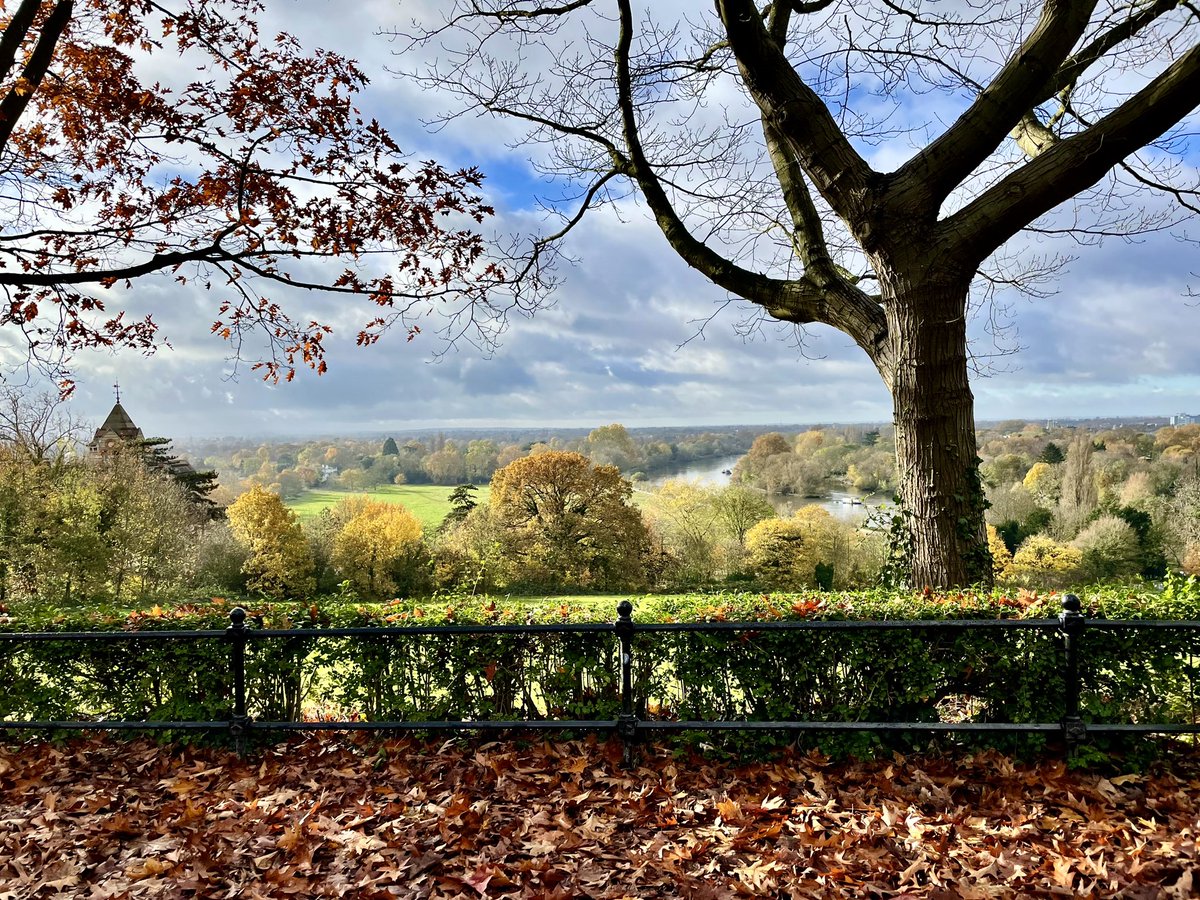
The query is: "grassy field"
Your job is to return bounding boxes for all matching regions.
[288,483,490,529]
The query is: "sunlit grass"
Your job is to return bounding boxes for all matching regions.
[288,483,490,530]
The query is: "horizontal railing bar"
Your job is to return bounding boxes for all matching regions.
[1081,621,1200,631]
[635,619,1059,632]
[1,718,1194,735]
[251,719,618,731]
[1085,723,1200,733]
[0,630,228,641]
[0,720,221,730]
[637,721,1064,732]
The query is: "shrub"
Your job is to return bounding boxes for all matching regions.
[1006,535,1083,588]
[1071,515,1140,580]
[3,585,1198,761]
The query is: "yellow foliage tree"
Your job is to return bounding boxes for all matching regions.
[227,485,314,598]
[745,507,843,590]
[1022,461,1061,507]
[644,480,723,582]
[489,450,648,589]
[1005,534,1082,589]
[331,500,424,599]
[987,525,1013,580]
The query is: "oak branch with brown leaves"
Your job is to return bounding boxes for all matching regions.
[400,0,1200,587]
[0,0,541,390]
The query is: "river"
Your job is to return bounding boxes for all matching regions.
[640,455,886,522]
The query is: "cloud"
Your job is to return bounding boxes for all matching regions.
[7,2,1200,439]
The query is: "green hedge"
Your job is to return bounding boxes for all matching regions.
[2,579,1199,758]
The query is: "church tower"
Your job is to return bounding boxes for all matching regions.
[88,383,144,454]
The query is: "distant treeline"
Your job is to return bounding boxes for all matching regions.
[185,423,788,502]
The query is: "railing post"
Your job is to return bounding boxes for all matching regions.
[614,600,638,767]
[227,607,250,754]
[1058,593,1086,756]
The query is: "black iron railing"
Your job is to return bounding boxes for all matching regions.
[1,594,1198,758]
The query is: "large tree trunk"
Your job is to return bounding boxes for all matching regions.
[882,274,992,588]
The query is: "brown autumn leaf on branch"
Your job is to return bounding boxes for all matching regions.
[0,0,545,393]
[1,734,1198,898]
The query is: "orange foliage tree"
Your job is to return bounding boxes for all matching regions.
[489,450,649,589]
[0,0,539,390]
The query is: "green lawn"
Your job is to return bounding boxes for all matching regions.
[288,483,490,529]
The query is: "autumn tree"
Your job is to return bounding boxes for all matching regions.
[644,479,723,582]
[331,499,424,599]
[0,389,79,461]
[0,0,535,390]
[712,484,775,546]
[464,440,499,482]
[745,507,855,590]
[402,1,1200,586]
[226,485,314,598]
[90,448,203,601]
[489,450,649,589]
[1057,433,1100,536]
[584,423,640,471]
[423,443,468,485]
[0,441,203,604]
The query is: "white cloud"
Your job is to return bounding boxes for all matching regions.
[8,1,1199,437]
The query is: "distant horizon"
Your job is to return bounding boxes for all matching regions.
[144,411,1193,447]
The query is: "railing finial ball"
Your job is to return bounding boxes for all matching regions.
[1062,593,1082,613]
[230,606,247,626]
[617,600,633,620]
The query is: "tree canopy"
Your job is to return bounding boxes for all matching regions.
[399,0,1200,586]
[0,0,537,391]
[489,450,648,588]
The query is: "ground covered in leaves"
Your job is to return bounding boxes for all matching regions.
[1,735,1198,898]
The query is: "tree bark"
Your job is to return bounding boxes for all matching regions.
[880,272,992,588]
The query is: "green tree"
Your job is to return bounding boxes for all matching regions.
[585,423,641,471]
[1057,433,1099,536]
[1039,443,1067,465]
[133,437,221,519]
[464,440,499,482]
[93,450,204,601]
[381,437,400,456]
[645,480,723,583]
[406,2,1200,586]
[442,484,480,530]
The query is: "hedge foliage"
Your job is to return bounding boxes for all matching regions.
[3,577,1199,757]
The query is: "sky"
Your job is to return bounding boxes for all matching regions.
[14,1,1200,439]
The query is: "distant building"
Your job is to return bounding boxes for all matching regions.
[88,396,197,479]
[87,395,221,516]
[88,400,145,454]
[1170,413,1199,426]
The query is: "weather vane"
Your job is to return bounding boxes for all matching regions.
[113,380,121,404]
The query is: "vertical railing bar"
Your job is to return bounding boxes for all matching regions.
[615,600,637,767]
[1058,593,1086,757]
[228,607,250,754]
